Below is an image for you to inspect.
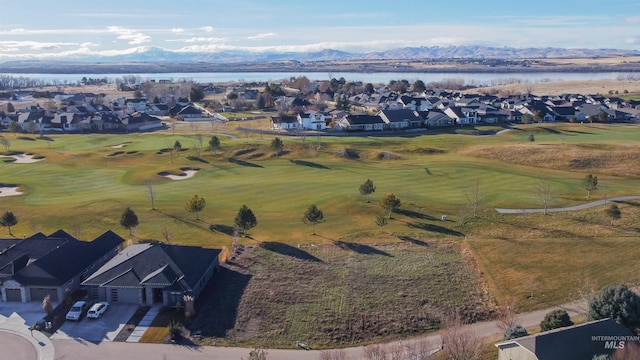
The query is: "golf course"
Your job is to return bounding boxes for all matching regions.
[2,121,640,346]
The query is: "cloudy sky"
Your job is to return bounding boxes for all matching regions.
[1,0,639,60]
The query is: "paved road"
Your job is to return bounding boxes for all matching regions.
[496,195,640,214]
[51,298,589,360]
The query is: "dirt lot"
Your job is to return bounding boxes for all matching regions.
[188,238,496,348]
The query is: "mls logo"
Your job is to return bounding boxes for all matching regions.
[604,340,625,350]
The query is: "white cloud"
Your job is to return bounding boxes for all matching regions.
[107,26,151,45]
[166,37,226,44]
[200,26,215,33]
[625,37,638,44]
[246,32,276,40]
[171,28,185,33]
[0,40,81,50]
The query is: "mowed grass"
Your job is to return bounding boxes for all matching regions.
[190,238,495,348]
[2,123,638,247]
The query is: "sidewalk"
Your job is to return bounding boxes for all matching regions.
[125,305,160,343]
[0,312,55,360]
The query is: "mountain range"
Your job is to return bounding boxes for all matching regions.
[2,45,639,65]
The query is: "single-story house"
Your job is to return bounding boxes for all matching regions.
[378,109,423,128]
[176,104,205,121]
[336,114,385,131]
[0,230,124,302]
[495,318,640,360]
[271,115,299,130]
[82,243,221,307]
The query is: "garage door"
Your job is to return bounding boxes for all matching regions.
[30,288,58,302]
[110,288,139,304]
[6,289,22,302]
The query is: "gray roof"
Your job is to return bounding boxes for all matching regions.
[82,243,221,294]
[496,318,637,360]
[379,109,423,123]
[1,230,124,286]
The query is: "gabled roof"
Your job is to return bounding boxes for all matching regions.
[177,104,203,115]
[82,243,220,294]
[271,115,298,124]
[495,318,637,360]
[378,109,423,123]
[342,114,385,125]
[12,230,124,286]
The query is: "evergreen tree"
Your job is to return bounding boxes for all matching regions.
[185,195,206,220]
[302,204,324,235]
[234,205,258,237]
[119,207,139,236]
[0,211,18,236]
[359,179,376,203]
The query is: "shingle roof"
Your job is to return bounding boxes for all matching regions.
[83,243,220,294]
[11,230,124,286]
[343,114,385,125]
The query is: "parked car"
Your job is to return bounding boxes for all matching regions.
[65,300,88,321]
[87,302,110,319]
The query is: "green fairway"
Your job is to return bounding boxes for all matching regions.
[1,123,639,249]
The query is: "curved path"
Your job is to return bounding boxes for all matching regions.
[496,195,640,214]
[50,298,590,360]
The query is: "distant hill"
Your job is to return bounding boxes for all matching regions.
[1,45,639,74]
[2,45,638,64]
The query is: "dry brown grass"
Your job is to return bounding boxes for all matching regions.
[469,79,640,97]
[459,142,640,177]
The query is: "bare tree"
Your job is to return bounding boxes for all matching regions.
[146,182,157,210]
[496,297,520,333]
[525,276,539,299]
[465,179,481,218]
[318,349,348,360]
[161,226,172,244]
[440,312,483,360]
[535,180,553,215]
[0,136,10,151]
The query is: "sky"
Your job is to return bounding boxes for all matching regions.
[1,0,639,60]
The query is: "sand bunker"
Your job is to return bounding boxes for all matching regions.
[158,168,200,180]
[110,142,130,148]
[0,186,22,197]
[0,153,44,163]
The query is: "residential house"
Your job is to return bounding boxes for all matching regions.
[378,109,423,129]
[124,98,148,113]
[576,103,608,122]
[399,95,432,111]
[82,243,221,307]
[495,318,639,360]
[418,110,453,127]
[51,112,83,131]
[176,104,206,121]
[298,111,326,130]
[337,114,385,131]
[0,230,124,302]
[271,115,299,130]
[444,106,478,125]
[123,113,163,131]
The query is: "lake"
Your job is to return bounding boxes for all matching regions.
[1,71,632,86]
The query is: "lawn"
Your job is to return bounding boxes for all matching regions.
[2,123,638,247]
[188,237,495,348]
[2,122,640,346]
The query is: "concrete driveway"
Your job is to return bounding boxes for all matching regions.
[50,304,138,342]
[0,301,51,328]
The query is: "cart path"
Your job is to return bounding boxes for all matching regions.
[51,298,590,360]
[496,195,640,214]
